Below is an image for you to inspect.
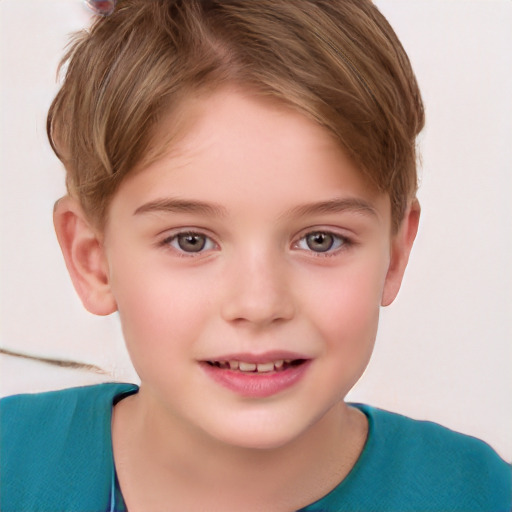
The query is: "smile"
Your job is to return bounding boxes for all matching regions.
[201,357,311,398]
[206,359,305,373]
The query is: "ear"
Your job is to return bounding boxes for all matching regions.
[53,196,117,316]
[381,199,420,307]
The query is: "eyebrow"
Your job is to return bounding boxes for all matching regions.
[134,197,377,219]
[284,198,378,219]
[134,198,228,217]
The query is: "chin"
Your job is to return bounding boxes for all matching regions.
[203,409,320,451]
[215,427,302,451]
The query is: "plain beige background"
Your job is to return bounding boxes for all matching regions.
[1,0,511,461]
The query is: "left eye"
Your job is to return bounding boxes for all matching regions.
[166,232,216,253]
[296,231,345,253]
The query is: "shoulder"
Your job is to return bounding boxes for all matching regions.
[307,405,511,511]
[1,381,136,417]
[365,404,509,468]
[361,405,511,510]
[0,382,138,512]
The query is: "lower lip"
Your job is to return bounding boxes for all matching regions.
[200,361,312,398]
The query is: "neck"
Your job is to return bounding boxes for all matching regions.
[112,389,367,512]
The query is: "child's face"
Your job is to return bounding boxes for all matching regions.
[100,88,408,449]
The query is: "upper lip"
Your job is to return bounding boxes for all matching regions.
[202,350,310,364]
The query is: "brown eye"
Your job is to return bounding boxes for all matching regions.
[163,231,217,255]
[306,232,335,252]
[296,231,346,254]
[176,233,208,253]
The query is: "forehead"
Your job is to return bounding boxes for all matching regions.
[108,87,390,226]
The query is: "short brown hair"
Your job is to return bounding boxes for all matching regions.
[47,0,424,230]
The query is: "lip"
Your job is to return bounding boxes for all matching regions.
[200,354,312,398]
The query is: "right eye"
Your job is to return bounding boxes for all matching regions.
[163,232,216,254]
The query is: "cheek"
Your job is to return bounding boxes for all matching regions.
[316,275,381,395]
[321,288,380,358]
[108,253,209,359]
[301,256,387,351]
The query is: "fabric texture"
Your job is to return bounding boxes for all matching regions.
[1,383,510,512]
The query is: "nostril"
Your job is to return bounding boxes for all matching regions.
[221,290,295,325]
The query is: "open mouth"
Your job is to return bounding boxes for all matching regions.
[205,359,307,374]
[201,357,311,397]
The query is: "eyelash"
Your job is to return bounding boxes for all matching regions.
[294,230,352,257]
[159,230,218,257]
[158,229,353,257]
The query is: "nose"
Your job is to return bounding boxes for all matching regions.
[220,249,295,327]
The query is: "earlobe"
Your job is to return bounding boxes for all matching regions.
[381,199,420,307]
[53,196,117,316]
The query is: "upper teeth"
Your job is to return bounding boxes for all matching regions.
[215,359,290,373]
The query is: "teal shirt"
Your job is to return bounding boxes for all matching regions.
[1,383,510,511]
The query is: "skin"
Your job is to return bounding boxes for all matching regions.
[54,87,419,511]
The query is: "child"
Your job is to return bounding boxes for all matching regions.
[1,0,510,510]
